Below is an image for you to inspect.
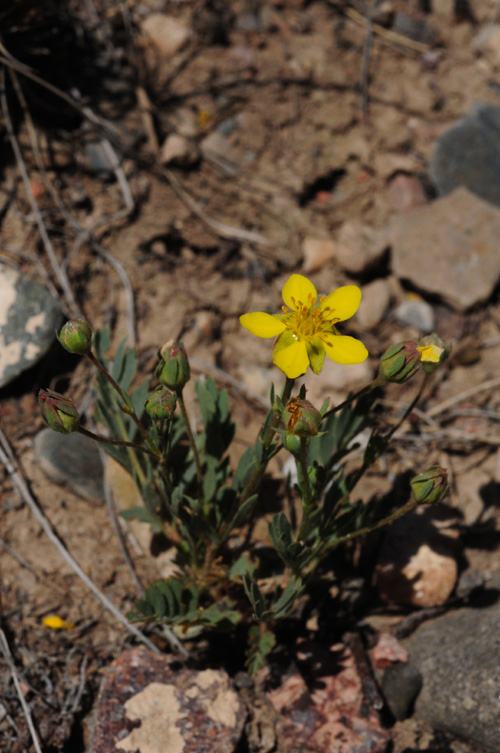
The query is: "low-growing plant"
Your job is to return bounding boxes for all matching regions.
[39,274,450,673]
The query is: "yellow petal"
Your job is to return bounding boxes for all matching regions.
[321,285,362,322]
[42,615,75,630]
[282,274,317,311]
[240,313,286,338]
[273,340,309,378]
[417,344,442,363]
[323,334,368,365]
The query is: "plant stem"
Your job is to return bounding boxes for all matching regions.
[86,352,158,454]
[296,437,312,542]
[329,496,419,551]
[176,388,203,489]
[323,376,383,418]
[385,373,430,441]
[77,426,159,460]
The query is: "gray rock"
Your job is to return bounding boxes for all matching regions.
[429,104,500,207]
[381,663,422,721]
[391,187,500,310]
[405,573,500,753]
[394,299,435,333]
[0,265,63,388]
[34,429,105,503]
[85,142,115,179]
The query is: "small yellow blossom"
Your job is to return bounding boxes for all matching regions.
[417,344,443,363]
[42,615,75,631]
[240,274,368,379]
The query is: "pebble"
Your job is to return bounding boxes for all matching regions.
[381,663,422,721]
[335,220,388,276]
[391,186,500,310]
[0,264,62,388]
[34,429,105,504]
[301,237,336,274]
[92,648,246,753]
[160,133,198,167]
[140,13,191,58]
[370,633,408,672]
[394,298,435,333]
[472,25,500,68]
[85,142,115,180]
[376,506,460,608]
[387,173,427,212]
[201,131,240,175]
[429,103,500,207]
[405,571,500,753]
[356,279,391,331]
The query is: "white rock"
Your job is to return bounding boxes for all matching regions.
[141,14,191,58]
[335,220,388,275]
[356,279,391,330]
[160,134,198,167]
[394,298,435,333]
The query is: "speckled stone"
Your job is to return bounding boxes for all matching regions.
[0,264,62,388]
[91,648,246,753]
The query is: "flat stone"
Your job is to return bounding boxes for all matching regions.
[394,298,435,333]
[429,104,500,207]
[301,237,336,274]
[34,429,105,503]
[390,187,500,310]
[0,264,62,388]
[92,648,246,753]
[356,279,391,330]
[335,220,388,276]
[160,134,198,167]
[140,14,191,58]
[376,506,460,608]
[405,573,500,753]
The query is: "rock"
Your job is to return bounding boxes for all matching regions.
[85,142,115,179]
[268,642,390,753]
[429,104,500,207]
[92,648,246,753]
[392,12,435,44]
[370,633,409,672]
[381,663,422,721]
[394,297,435,333]
[301,237,336,274]
[169,107,198,138]
[387,173,428,212]
[160,134,198,167]
[201,131,240,175]
[405,573,500,753]
[140,13,191,58]
[376,506,460,608]
[391,187,500,310]
[34,429,105,503]
[472,25,500,68]
[335,220,388,276]
[0,264,63,388]
[356,279,391,330]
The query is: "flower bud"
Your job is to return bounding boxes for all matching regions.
[417,333,451,374]
[56,319,93,355]
[283,398,321,437]
[379,341,421,384]
[410,465,449,505]
[38,389,80,434]
[156,341,190,391]
[145,386,177,421]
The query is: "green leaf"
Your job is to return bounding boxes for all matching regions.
[229,553,257,581]
[271,577,304,620]
[243,573,266,621]
[226,494,259,534]
[120,506,163,532]
[203,464,217,504]
[268,513,292,563]
[246,626,276,675]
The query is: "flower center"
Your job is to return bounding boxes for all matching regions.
[282,294,339,341]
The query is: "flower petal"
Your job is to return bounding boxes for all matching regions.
[323,334,368,365]
[321,285,362,322]
[306,337,326,375]
[240,313,286,338]
[273,340,309,378]
[282,274,317,311]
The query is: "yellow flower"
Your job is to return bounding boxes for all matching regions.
[240,274,368,379]
[417,344,443,363]
[42,615,75,631]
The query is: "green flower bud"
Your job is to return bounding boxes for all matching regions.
[379,341,421,384]
[410,465,449,505]
[56,319,93,355]
[145,386,177,421]
[283,398,321,437]
[417,333,451,374]
[156,341,190,390]
[38,389,80,434]
[282,432,301,456]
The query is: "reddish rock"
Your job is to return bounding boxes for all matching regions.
[370,633,409,673]
[268,643,390,753]
[91,648,246,753]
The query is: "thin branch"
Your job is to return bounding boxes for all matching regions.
[0,629,43,753]
[426,375,500,418]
